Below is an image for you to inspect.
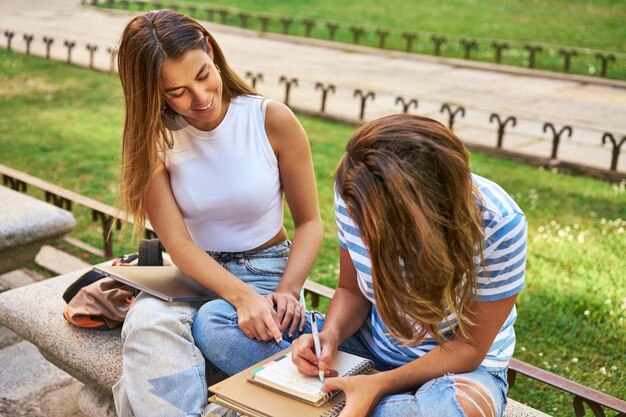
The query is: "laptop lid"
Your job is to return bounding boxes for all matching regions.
[94,265,219,302]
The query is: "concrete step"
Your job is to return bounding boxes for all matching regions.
[35,245,92,276]
[0,268,44,293]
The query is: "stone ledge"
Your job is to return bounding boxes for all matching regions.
[0,268,121,395]
[0,186,75,273]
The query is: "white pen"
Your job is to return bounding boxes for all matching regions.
[311,311,324,383]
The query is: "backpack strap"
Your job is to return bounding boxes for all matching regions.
[138,238,163,266]
[62,269,106,303]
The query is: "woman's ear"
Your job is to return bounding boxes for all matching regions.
[204,35,214,60]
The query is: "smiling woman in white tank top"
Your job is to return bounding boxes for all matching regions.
[113,10,322,417]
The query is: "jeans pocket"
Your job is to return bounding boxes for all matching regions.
[243,256,288,277]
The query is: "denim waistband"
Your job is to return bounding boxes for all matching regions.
[206,240,291,262]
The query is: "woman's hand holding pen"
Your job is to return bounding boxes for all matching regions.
[292,327,383,417]
[291,331,339,379]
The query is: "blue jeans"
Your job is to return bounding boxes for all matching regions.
[192,311,509,417]
[112,241,291,417]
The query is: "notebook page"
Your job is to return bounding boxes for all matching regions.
[252,351,372,400]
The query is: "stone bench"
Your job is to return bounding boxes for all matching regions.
[0,186,76,274]
[0,268,550,417]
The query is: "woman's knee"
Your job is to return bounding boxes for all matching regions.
[122,294,195,343]
[452,377,497,417]
[192,300,238,351]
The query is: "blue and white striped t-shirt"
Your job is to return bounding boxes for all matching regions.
[335,174,527,371]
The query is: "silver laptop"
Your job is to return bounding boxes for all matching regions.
[94,265,219,302]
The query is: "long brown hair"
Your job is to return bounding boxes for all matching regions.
[335,114,484,345]
[117,10,255,235]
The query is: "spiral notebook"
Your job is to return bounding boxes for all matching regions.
[208,348,374,417]
[250,350,373,406]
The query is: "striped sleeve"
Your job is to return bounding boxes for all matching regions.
[334,188,348,249]
[476,212,527,301]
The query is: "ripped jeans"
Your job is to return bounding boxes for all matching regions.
[112,241,291,417]
[192,311,509,417]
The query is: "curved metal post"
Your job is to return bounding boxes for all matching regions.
[353,89,375,120]
[601,133,626,171]
[244,71,264,89]
[280,17,293,34]
[91,210,121,258]
[44,191,73,211]
[238,13,250,28]
[43,36,54,59]
[558,48,578,73]
[350,26,364,45]
[217,9,229,24]
[440,103,466,131]
[489,113,517,148]
[106,47,118,73]
[431,35,447,56]
[2,175,27,192]
[375,29,389,49]
[315,83,336,113]
[302,19,316,37]
[23,34,34,55]
[325,22,339,41]
[86,44,98,69]
[4,31,15,51]
[543,122,573,160]
[205,8,215,22]
[278,76,298,106]
[524,44,543,68]
[573,396,606,417]
[395,97,418,113]
[595,53,615,78]
[460,38,478,59]
[63,40,76,64]
[491,41,509,63]
[402,32,417,52]
[258,15,270,32]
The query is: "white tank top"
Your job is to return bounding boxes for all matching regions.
[162,95,283,252]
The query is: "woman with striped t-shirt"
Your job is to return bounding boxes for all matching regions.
[194,113,526,417]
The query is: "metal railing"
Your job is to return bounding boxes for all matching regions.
[1,32,625,181]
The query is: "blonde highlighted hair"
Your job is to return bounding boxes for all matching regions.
[117,10,255,236]
[335,114,484,345]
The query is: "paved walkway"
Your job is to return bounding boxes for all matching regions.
[1,0,626,172]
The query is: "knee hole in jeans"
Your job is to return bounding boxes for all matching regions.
[452,377,496,417]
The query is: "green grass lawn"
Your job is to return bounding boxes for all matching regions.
[1,49,624,415]
[103,0,626,80]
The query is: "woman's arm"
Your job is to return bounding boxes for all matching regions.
[321,295,518,417]
[144,161,283,342]
[264,100,323,336]
[291,247,371,374]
